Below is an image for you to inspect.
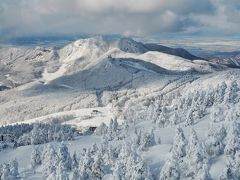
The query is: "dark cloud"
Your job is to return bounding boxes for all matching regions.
[0,0,239,39]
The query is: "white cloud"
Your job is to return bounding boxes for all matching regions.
[191,0,240,34]
[0,0,239,38]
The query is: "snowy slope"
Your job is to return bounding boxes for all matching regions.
[0,37,237,124]
[40,37,213,83]
[0,37,240,180]
[13,105,117,129]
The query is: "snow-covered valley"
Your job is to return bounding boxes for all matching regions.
[0,37,240,180]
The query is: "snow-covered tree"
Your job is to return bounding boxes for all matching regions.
[220,150,240,179]
[92,154,105,179]
[210,105,226,123]
[225,80,240,104]
[113,141,152,180]
[107,119,114,141]
[159,127,187,180]
[39,126,48,144]
[71,168,80,180]
[133,128,142,147]
[58,143,72,171]
[224,121,240,156]
[131,159,152,180]
[31,146,42,169]
[196,163,211,180]
[205,124,226,156]
[113,142,131,178]
[112,118,119,132]
[71,151,79,170]
[157,107,168,128]
[147,103,160,124]
[204,88,215,107]
[1,163,10,180]
[123,120,129,133]
[118,142,131,161]
[95,122,108,136]
[42,144,59,179]
[9,159,19,178]
[225,106,238,122]
[31,123,41,145]
[0,161,19,180]
[56,161,69,180]
[171,127,187,159]
[169,112,179,126]
[160,156,180,180]
[100,134,109,154]
[139,129,156,151]
[48,126,54,142]
[232,151,240,178]
[185,129,210,179]
[107,145,119,166]
[193,104,206,119]
[220,156,235,180]
[79,149,94,179]
[215,82,227,104]
[185,108,194,126]
[46,171,57,180]
[113,161,125,180]
[90,143,99,155]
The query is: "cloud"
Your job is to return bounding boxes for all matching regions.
[191,0,240,34]
[0,0,239,39]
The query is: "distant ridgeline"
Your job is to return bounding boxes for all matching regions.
[0,34,119,48]
[0,35,86,48]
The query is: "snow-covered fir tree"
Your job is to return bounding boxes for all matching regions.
[220,155,235,180]
[9,159,19,178]
[1,163,10,180]
[116,142,152,180]
[31,146,42,169]
[58,143,72,171]
[196,163,211,180]
[42,144,59,179]
[185,108,194,126]
[214,82,227,104]
[160,127,187,179]
[169,112,179,126]
[210,105,226,123]
[31,123,40,145]
[205,124,226,156]
[157,107,168,128]
[95,122,108,136]
[160,156,180,180]
[171,127,187,159]
[56,161,70,180]
[71,151,79,170]
[92,154,105,179]
[224,121,240,156]
[225,80,239,104]
[185,128,210,179]
[139,129,156,151]
[71,167,80,180]
[79,149,94,179]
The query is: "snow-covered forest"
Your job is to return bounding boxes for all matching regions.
[0,37,240,179]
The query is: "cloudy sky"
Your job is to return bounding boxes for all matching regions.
[0,0,240,39]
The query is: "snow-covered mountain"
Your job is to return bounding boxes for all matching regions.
[0,37,228,124]
[0,37,210,88]
[41,37,225,85]
[209,53,240,68]
[0,37,240,179]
